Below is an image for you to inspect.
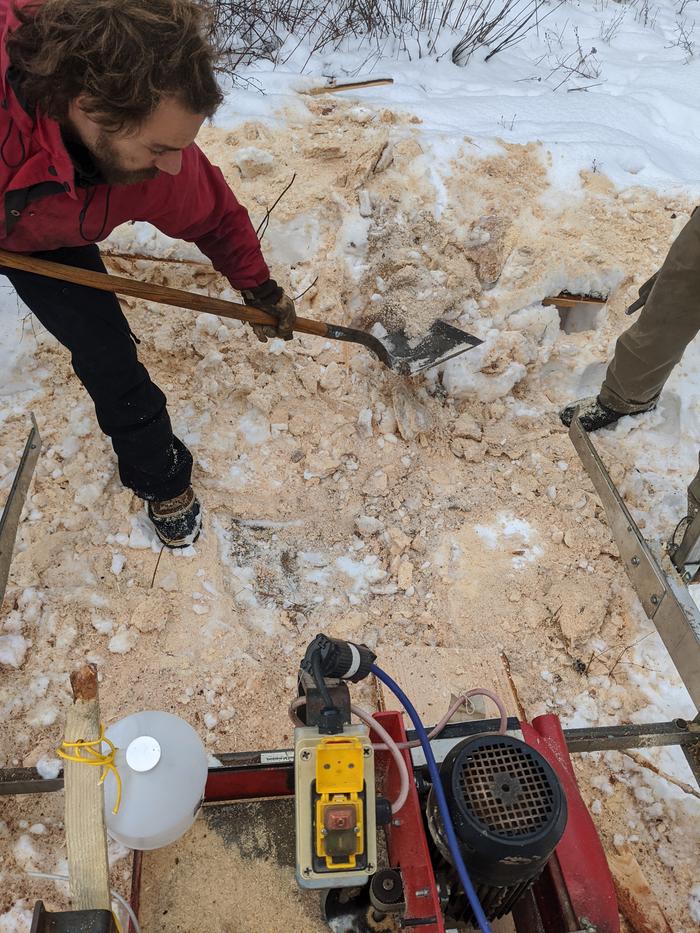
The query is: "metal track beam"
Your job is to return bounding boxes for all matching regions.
[0,413,41,605]
[4,720,698,797]
[569,415,700,711]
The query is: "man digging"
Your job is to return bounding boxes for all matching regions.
[561,207,700,523]
[0,0,295,547]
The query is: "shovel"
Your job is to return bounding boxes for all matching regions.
[0,249,481,376]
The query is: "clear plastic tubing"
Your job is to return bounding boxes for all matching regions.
[103,710,208,850]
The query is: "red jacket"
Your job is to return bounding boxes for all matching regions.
[0,0,269,290]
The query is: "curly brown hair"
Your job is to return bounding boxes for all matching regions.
[6,0,223,132]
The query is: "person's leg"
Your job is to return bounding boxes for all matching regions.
[688,455,700,515]
[1,244,192,501]
[600,207,700,413]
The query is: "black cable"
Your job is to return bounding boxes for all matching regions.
[311,648,336,711]
[79,185,112,242]
[669,514,692,554]
[0,114,26,168]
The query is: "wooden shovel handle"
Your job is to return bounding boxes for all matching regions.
[0,247,330,338]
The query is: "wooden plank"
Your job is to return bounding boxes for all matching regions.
[543,294,607,308]
[306,78,394,96]
[64,665,111,911]
[607,845,673,933]
[374,646,520,726]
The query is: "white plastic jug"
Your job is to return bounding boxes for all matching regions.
[103,710,208,850]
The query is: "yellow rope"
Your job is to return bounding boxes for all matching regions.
[112,911,122,933]
[56,724,122,815]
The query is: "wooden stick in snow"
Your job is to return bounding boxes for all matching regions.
[63,664,111,911]
[305,78,394,96]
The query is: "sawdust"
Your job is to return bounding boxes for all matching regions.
[1,95,698,928]
[139,811,327,933]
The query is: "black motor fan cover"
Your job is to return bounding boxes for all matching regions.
[427,733,567,923]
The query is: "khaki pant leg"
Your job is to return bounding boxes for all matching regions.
[688,457,700,513]
[600,207,700,414]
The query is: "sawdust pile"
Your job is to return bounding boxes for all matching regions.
[1,95,698,929]
[139,811,327,932]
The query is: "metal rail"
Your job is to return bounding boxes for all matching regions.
[0,413,41,605]
[569,415,700,711]
[3,719,698,797]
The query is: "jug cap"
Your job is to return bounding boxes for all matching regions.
[126,735,161,772]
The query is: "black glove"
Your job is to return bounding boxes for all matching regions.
[241,278,296,342]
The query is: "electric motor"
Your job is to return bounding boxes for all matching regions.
[426,733,567,927]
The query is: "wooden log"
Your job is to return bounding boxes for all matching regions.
[607,845,673,933]
[64,664,111,911]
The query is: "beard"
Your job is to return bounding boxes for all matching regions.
[90,129,159,185]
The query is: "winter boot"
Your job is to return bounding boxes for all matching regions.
[148,486,201,548]
[559,395,655,432]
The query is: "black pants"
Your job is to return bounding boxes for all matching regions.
[2,244,192,501]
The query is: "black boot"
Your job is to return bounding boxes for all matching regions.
[559,395,655,431]
[148,486,202,548]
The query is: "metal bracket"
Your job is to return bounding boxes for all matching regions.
[569,415,700,711]
[669,508,700,581]
[0,412,41,606]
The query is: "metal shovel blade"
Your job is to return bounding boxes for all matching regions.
[326,320,482,375]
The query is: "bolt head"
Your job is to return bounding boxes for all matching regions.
[300,750,311,760]
[303,867,312,877]
[363,746,372,757]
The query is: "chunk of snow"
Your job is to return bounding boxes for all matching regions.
[92,617,114,636]
[689,885,700,924]
[27,700,58,728]
[0,634,30,668]
[36,757,61,780]
[110,553,126,575]
[108,627,138,654]
[13,833,38,868]
[0,904,34,931]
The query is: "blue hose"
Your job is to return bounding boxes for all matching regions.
[371,663,492,933]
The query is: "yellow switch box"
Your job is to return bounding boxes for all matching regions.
[295,725,377,889]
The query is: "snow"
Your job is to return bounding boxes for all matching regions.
[474,513,544,568]
[0,634,30,669]
[0,904,33,932]
[35,757,61,780]
[689,884,700,923]
[110,553,126,576]
[26,700,58,728]
[108,627,138,655]
[13,834,38,869]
